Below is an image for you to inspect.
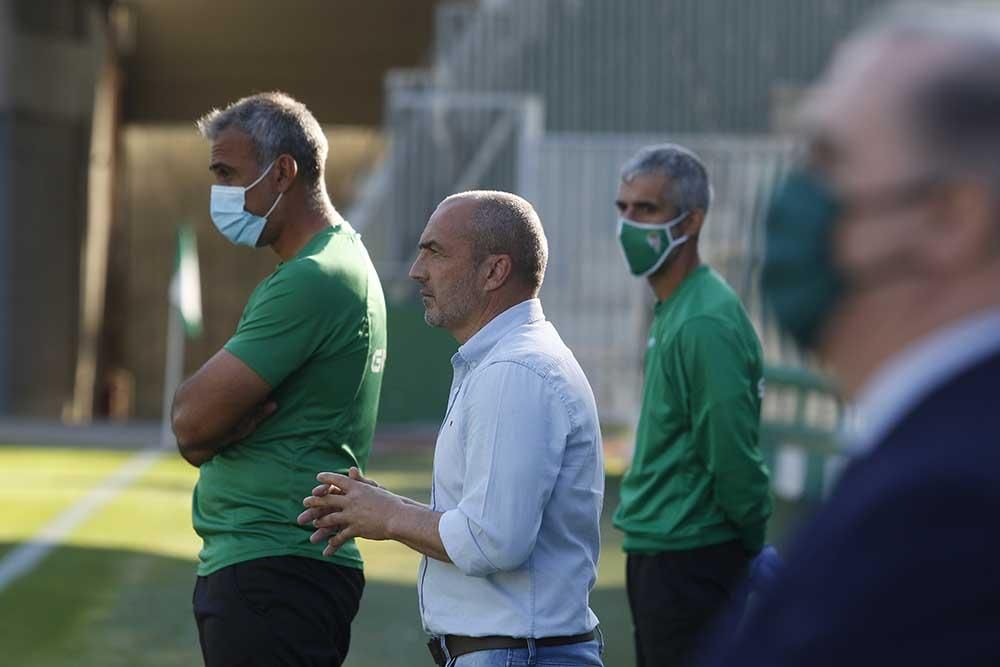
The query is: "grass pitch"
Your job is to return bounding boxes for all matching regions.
[0,446,639,666]
[0,443,808,666]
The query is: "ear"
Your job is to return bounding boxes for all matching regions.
[921,181,994,275]
[482,254,514,292]
[274,154,298,193]
[683,209,706,239]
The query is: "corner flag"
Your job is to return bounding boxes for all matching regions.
[161,224,202,448]
[169,225,203,338]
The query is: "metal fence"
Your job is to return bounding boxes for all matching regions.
[350,0,865,501]
[353,87,543,287]
[532,133,844,504]
[532,133,796,423]
[353,0,895,245]
[353,88,816,422]
[429,0,887,133]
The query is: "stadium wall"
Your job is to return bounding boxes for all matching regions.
[117,125,444,423]
[0,0,104,417]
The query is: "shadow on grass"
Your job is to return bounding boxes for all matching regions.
[0,543,202,667]
[0,543,635,667]
[0,464,811,667]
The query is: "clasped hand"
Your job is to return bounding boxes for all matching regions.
[297,467,403,557]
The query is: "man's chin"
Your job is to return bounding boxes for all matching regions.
[423,310,444,328]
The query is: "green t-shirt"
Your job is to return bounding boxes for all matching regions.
[193,224,387,575]
[613,265,772,553]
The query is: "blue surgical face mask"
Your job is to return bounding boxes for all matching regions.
[210,160,283,247]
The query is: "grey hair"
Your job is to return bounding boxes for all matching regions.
[446,190,549,293]
[620,143,713,213]
[850,4,1000,179]
[196,92,328,186]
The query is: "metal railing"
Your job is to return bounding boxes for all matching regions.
[352,0,857,490]
[532,132,797,424]
[350,87,543,276]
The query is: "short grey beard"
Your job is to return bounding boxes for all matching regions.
[423,278,481,331]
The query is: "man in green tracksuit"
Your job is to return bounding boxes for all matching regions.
[612,143,772,666]
[170,92,386,667]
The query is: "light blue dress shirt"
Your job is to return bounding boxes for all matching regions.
[419,298,604,638]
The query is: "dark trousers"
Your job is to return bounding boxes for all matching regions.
[193,555,365,667]
[626,540,751,667]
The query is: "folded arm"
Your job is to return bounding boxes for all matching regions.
[171,349,273,466]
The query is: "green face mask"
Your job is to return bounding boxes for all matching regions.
[617,211,690,277]
[761,169,844,350]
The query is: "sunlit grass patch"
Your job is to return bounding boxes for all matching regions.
[0,444,637,666]
[70,455,201,560]
[0,447,135,544]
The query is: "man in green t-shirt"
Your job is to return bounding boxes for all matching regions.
[611,143,772,666]
[170,92,386,667]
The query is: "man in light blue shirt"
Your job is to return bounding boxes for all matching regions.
[299,190,605,666]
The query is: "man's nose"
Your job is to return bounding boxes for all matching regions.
[408,258,424,282]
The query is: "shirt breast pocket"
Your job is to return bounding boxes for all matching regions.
[435,415,467,494]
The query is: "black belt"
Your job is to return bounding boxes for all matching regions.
[427,631,594,665]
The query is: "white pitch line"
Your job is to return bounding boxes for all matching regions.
[0,447,165,594]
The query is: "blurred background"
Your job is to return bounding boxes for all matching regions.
[0,0,955,664]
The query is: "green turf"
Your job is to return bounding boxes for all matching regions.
[0,446,638,665]
[0,444,811,666]
[0,448,135,544]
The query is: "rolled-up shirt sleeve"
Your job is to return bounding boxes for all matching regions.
[438,360,571,577]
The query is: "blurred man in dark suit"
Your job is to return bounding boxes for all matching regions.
[702,4,1000,665]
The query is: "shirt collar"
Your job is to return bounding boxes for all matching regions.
[846,308,1000,456]
[277,226,337,269]
[456,299,545,367]
[654,264,708,313]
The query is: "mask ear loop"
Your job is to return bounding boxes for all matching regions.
[245,159,277,191]
[262,191,283,220]
[247,159,282,220]
[665,210,690,245]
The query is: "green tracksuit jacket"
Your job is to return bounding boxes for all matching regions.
[613,265,772,553]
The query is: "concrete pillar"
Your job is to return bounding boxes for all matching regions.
[0,0,103,417]
[0,0,11,413]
